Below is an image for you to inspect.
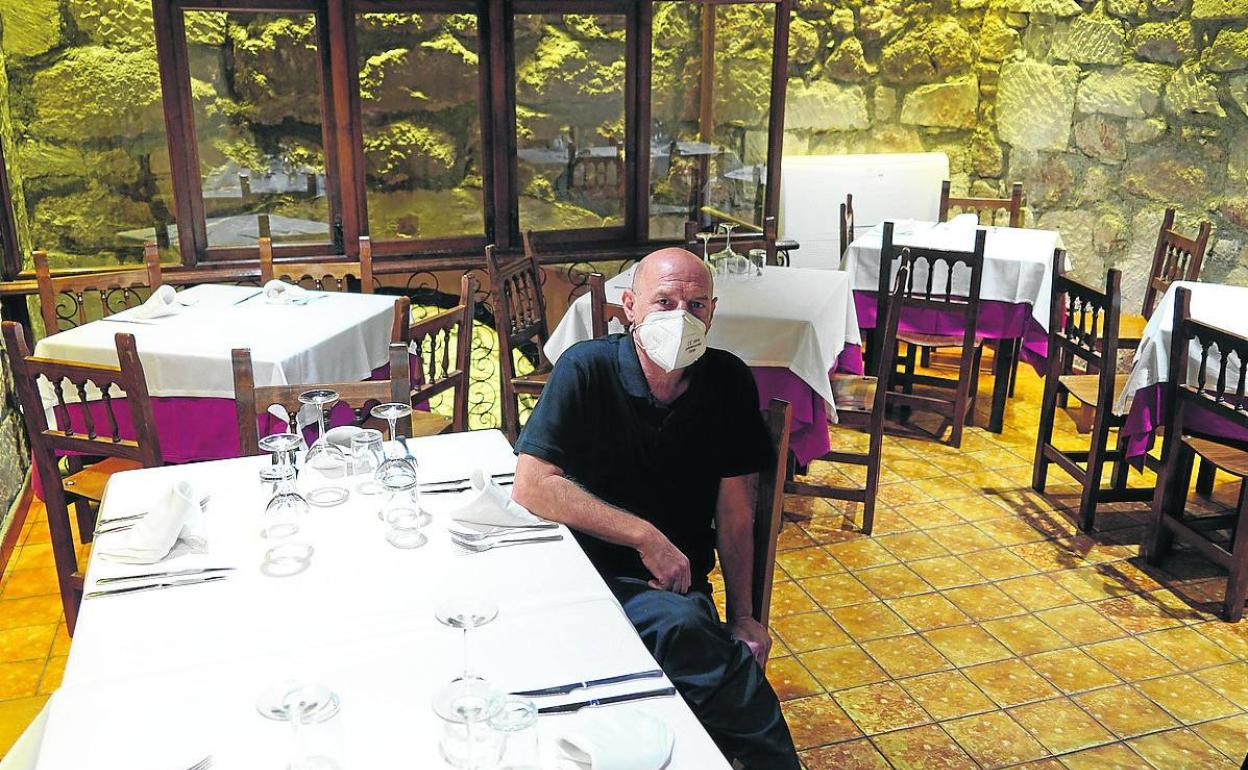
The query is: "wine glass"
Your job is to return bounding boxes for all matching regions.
[370,402,417,506]
[258,431,302,493]
[257,681,343,769]
[435,596,499,684]
[349,429,385,496]
[263,465,307,539]
[299,389,349,507]
[696,231,713,264]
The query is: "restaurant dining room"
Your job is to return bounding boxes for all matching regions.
[2,0,1248,767]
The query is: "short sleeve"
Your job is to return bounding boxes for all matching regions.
[513,347,588,470]
[714,354,773,478]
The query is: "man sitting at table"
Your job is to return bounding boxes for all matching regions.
[512,248,799,769]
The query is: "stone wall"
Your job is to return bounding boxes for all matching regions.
[785,0,1248,308]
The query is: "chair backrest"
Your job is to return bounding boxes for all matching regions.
[485,243,551,382]
[939,180,1023,229]
[34,244,163,333]
[1142,209,1212,319]
[570,149,624,202]
[1047,251,1121,390]
[588,273,630,338]
[839,193,855,261]
[232,343,411,455]
[878,220,987,356]
[258,235,375,293]
[393,274,477,433]
[1166,286,1248,437]
[752,398,792,629]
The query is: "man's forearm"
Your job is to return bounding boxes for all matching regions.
[716,475,757,621]
[514,466,656,550]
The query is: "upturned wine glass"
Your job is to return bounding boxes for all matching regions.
[299,389,349,506]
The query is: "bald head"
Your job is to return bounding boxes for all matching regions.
[622,246,717,336]
[631,247,715,294]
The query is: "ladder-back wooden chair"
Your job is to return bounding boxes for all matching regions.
[34,244,163,333]
[487,241,553,442]
[878,222,987,448]
[587,272,630,339]
[3,320,163,634]
[753,398,792,635]
[1145,286,1248,621]
[939,180,1023,228]
[1118,208,1212,351]
[232,343,411,455]
[1032,260,1153,532]
[784,255,910,535]
[392,274,477,436]
[258,235,375,293]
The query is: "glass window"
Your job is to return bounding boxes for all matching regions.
[356,12,484,241]
[185,11,331,250]
[5,0,179,270]
[514,13,627,233]
[649,2,774,240]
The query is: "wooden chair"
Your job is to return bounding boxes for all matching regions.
[752,398,792,632]
[486,241,553,442]
[587,273,630,338]
[3,321,163,634]
[838,194,855,262]
[1032,259,1153,532]
[257,235,375,293]
[392,274,477,436]
[232,343,411,455]
[939,180,1023,228]
[878,221,987,449]
[34,244,163,333]
[1145,286,1248,622]
[1118,208,1212,350]
[783,255,911,536]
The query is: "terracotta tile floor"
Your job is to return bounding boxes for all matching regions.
[2,364,1248,767]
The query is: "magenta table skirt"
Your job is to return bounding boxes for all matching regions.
[853,291,1048,371]
[1121,382,1248,462]
[752,345,864,466]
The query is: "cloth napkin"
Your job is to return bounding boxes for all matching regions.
[447,468,543,530]
[556,710,674,770]
[262,279,309,304]
[97,480,208,564]
[324,425,363,451]
[130,285,184,320]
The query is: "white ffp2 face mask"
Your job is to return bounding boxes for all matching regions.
[634,309,707,372]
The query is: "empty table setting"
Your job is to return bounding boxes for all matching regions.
[545,264,862,466]
[17,429,727,769]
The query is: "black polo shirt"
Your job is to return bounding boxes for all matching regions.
[514,333,772,588]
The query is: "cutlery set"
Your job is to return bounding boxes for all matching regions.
[451,533,563,554]
[509,669,675,715]
[419,472,516,495]
[85,568,234,599]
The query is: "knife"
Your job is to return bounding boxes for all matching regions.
[537,687,677,715]
[95,567,235,585]
[513,669,665,697]
[232,290,262,305]
[421,481,515,495]
[421,472,515,488]
[84,574,229,599]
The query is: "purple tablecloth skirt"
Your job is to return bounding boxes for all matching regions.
[853,291,1048,372]
[753,345,864,466]
[1121,382,1248,463]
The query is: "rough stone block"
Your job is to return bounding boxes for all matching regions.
[1106,0,1145,17]
[1076,63,1172,118]
[1130,21,1195,65]
[1038,209,1099,281]
[1122,148,1210,203]
[1125,117,1167,143]
[825,37,870,82]
[1221,197,1248,229]
[979,15,1021,62]
[789,17,821,65]
[1231,74,1248,118]
[1149,0,1188,13]
[1074,114,1127,162]
[899,78,979,128]
[1003,0,1083,15]
[30,46,164,142]
[1,0,62,58]
[880,20,975,85]
[1164,64,1227,117]
[1009,148,1079,205]
[1191,0,1248,20]
[1206,28,1248,72]
[1053,14,1126,65]
[784,80,870,132]
[971,129,1004,176]
[873,85,898,121]
[997,60,1079,151]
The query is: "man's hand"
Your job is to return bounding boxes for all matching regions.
[728,616,771,669]
[638,528,691,594]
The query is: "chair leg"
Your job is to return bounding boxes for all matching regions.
[902,345,917,395]
[1222,481,1248,622]
[1110,431,1130,492]
[919,347,931,368]
[1007,339,1020,398]
[1079,413,1114,532]
[1196,457,1216,496]
[1032,371,1061,494]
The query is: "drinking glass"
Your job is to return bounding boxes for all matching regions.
[299,389,349,507]
[349,429,385,496]
[257,681,342,770]
[747,248,767,279]
[258,431,302,493]
[380,466,429,549]
[435,596,499,684]
[433,680,505,770]
[490,696,540,770]
[263,465,307,539]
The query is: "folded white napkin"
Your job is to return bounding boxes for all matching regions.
[262,279,308,304]
[97,481,207,564]
[950,212,981,228]
[130,285,184,319]
[447,468,542,530]
[324,425,363,450]
[557,710,673,770]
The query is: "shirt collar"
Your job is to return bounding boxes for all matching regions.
[617,333,707,402]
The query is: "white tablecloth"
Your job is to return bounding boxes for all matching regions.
[544,265,861,415]
[25,430,728,769]
[845,220,1066,334]
[1115,281,1248,414]
[33,284,396,411]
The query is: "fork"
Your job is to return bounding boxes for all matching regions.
[452,534,563,553]
[186,756,213,770]
[447,524,559,541]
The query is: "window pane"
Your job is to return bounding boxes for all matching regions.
[356,12,483,241]
[515,13,627,233]
[185,11,330,250]
[650,2,774,240]
[5,0,179,269]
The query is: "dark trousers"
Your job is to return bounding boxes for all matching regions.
[608,577,800,770]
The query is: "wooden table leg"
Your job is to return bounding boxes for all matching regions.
[988,338,1016,433]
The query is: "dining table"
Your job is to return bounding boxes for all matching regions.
[544,264,864,467]
[844,218,1067,432]
[14,429,728,769]
[30,283,398,494]
[1115,281,1248,462]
